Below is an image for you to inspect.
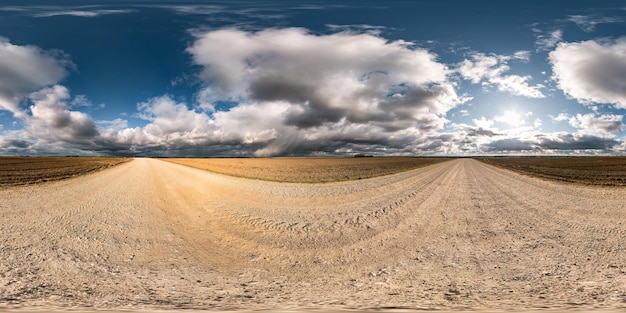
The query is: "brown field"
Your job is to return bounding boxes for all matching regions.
[0,156,130,187]
[160,157,449,183]
[1,158,625,312]
[480,156,626,186]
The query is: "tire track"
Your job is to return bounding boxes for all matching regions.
[210,160,449,238]
[145,158,460,274]
[1,158,626,310]
[477,161,625,238]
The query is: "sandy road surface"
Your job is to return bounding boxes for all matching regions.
[1,158,625,311]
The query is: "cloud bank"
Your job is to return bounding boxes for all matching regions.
[0,29,470,156]
[0,30,624,156]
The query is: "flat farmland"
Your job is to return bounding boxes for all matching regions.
[0,158,625,312]
[161,157,448,182]
[480,156,626,186]
[0,156,130,187]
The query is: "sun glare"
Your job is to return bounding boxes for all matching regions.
[496,110,525,127]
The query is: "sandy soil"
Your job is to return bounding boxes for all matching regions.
[0,158,625,311]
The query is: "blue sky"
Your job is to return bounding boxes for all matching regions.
[0,0,625,156]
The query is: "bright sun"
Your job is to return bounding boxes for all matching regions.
[495,110,525,127]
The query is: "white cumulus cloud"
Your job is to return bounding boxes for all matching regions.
[567,113,623,135]
[28,85,99,141]
[473,117,494,129]
[112,95,213,149]
[0,37,71,117]
[184,27,466,155]
[550,37,626,108]
[458,52,545,98]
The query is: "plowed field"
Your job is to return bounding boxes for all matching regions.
[0,157,129,187]
[480,156,626,186]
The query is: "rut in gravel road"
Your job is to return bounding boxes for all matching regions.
[0,158,625,309]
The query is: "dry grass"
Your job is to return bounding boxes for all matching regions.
[161,157,450,183]
[0,156,130,187]
[479,156,626,186]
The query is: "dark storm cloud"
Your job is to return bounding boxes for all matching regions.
[484,138,534,152]
[248,78,344,128]
[0,138,30,149]
[465,127,499,137]
[536,134,620,150]
[484,133,620,153]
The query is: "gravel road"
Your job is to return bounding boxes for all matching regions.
[1,158,625,311]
